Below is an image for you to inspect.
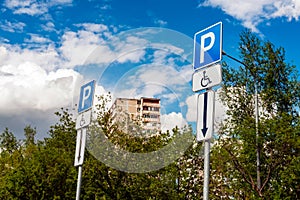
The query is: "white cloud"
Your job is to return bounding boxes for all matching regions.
[4,0,72,16]
[100,4,111,10]
[61,25,148,67]
[114,36,148,63]
[161,112,187,133]
[153,19,168,27]
[116,49,145,63]
[185,94,198,122]
[4,0,48,15]
[138,64,190,89]
[272,1,300,20]
[0,23,154,115]
[110,63,191,108]
[0,62,83,113]
[59,30,104,68]
[75,23,109,33]
[41,21,56,32]
[200,0,300,33]
[24,34,52,44]
[0,44,61,71]
[0,20,26,33]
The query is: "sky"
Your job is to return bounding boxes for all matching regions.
[1,0,300,139]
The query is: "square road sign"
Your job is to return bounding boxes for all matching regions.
[193,22,222,70]
[78,80,96,113]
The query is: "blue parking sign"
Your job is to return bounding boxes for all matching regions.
[78,80,96,113]
[193,22,222,70]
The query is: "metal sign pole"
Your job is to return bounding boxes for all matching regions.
[203,139,211,200]
[76,164,83,200]
[196,90,214,200]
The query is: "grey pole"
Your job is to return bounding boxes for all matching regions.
[254,79,261,190]
[203,139,211,200]
[203,88,214,200]
[76,165,83,200]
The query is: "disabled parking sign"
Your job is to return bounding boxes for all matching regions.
[192,64,222,92]
[193,22,222,70]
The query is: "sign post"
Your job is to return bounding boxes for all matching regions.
[197,91,215,199]
[192,22,222,200]
[75,80,95,200]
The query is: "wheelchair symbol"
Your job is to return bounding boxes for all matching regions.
[80,114,86,127]
[200,71,212,87]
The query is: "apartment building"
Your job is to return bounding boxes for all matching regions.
[110,97,161,132]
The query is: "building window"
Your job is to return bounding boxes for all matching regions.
[143,114,159,119]
[143,114,150,118]
[152,107,159,111]
[143,106,159,111]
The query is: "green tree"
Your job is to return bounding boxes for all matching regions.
[0,109,77,200]
[0,128,21,199]
[177,136,204,199]
[211,30,300,199]
[0,128,19,154]
[82,94,205,199]
[84,95,183,199]
[0,96,204,199]
[24,125,36,146]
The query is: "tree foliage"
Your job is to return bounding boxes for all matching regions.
[0,96,204,199]
[0,110,78,199]
[211,30,300,199]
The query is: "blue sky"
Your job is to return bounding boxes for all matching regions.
[1,0,300,139]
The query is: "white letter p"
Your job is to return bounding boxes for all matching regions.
[200,32,215,64]
[81,86,91,109]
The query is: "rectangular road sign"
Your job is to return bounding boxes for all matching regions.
[197,90,215,141]
[76,109,92,130]
[74,128,87,166]
[192,64,222,92]
[78,80,96,113]
[193,22,222,70]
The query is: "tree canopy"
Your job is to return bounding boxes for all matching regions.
[211,30,300,199]
[0,99,204,199]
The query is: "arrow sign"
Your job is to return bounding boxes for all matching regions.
[78,130,83,162]
[197,90,215,141]
[202,92,208,137]
[74,128,87,166]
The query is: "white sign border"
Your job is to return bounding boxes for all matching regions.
[193,21,223,70]
[196,90,215,141]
